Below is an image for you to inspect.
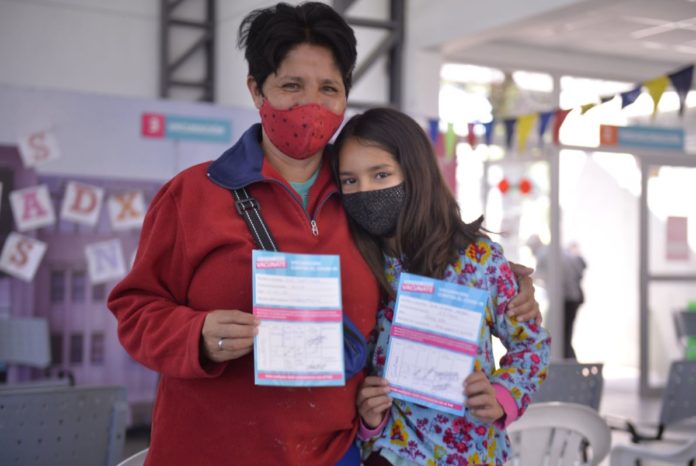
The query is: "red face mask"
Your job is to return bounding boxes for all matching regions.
[259,100,344,160]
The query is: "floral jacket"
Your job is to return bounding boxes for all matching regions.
[362,238,551,466]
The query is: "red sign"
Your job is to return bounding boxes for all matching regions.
[666,216,689,261]
[141,113,165,138]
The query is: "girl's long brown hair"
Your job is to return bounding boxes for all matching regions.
[332,108,484,299]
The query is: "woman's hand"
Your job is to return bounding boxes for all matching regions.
[201,310,259,363]
[465,371,504,423]
[356,376,392,429]
[507,262,542,324]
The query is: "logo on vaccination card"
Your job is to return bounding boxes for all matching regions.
[256,257,287,269]
[401,282,435,294]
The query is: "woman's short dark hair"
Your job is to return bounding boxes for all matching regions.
[333,108,484,298]
[238,2,357,95]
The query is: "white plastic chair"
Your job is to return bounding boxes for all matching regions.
[610,437,696,466]
[117,447,149,466]
[506,402,612,466]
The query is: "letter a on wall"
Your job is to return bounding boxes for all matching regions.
[9,185,56,232]
[108,191,146,231]
[17,129,62,167]
[0,232,48,282]
[60,181,105,226]
[85,239,127,284]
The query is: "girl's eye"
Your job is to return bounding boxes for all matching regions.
[282,83,300,91]
[322,85,339,93]
[340,177,356,186]
[375,172,390,180]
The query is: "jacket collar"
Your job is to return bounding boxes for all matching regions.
[207,124,265,190]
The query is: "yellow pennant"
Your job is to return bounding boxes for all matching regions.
[517,113,539,153]
[580,103,596,115]
[644,75,670,116]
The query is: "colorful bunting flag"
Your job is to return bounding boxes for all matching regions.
[503,118,517,150]
[445,123,456,160]
[517,114,538,153]
[428,118,439,144]
[644,75,670,116]
[580,103,596,115]
[552,109,572,145]
[483,120,495,146]
[467,123,477,147]
[668,65,694,116]
[620,86,642,109]
[538,111,554,145]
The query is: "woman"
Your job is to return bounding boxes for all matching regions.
[333,108,550,466]
[108,3,540,465]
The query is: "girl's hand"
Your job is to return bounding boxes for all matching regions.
[465,371,504,423]
[356,376,392,428]
[507,262,542,324]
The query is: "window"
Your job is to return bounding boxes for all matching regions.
[92,283,107,302]
[50,270,65,303]
[71,270,86,303]
[50,333,64,365]
[69,333,83,365]
[90,333,105,365]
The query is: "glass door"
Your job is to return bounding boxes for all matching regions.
[640,156,696,395]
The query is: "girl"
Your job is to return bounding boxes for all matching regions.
[333,108,550,466]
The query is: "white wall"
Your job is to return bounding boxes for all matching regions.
[0,0,159,98]
[0,0,581,116]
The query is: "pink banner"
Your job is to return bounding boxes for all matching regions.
[257,372,343,381]
[253,307,341,321]
[390,386,463,411]
[391,326,478,355]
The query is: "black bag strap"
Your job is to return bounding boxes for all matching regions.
[231,187,278,251]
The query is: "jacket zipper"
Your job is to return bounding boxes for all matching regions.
[267,180,337,238]
[208,173,337,239]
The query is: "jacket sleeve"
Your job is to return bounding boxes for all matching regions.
[485,241,551,418]
[107,183,227,379]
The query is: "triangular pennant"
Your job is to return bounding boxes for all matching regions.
[445,123,457,161]
[428,118,440,145]
[483,120,495,146]
[467,123,477,147]
[503,118,517,150]
[668,65,694,116]
[538,111,554,145]
[580,103,596,115]
[600,95,615,104]
[620,86,642,109]
[517,114,538,153]
[552,109,572,145]
[644,75,670,116]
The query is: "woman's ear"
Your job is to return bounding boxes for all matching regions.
[247,76,264,109]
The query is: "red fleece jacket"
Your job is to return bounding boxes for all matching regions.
[108,129,379,465]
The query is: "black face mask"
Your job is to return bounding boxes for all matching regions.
[342,184,405,237]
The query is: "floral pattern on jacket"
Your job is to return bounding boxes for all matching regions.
[363,238,551,466]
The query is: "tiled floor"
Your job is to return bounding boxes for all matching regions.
[122,373,695,465]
